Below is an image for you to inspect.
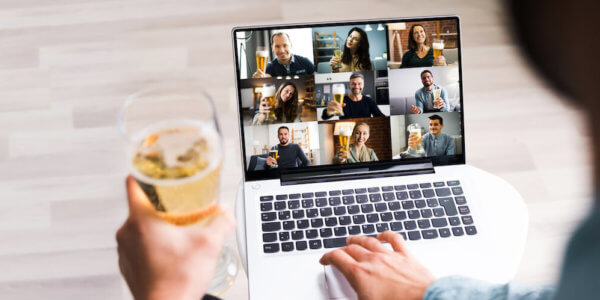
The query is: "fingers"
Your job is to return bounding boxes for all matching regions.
[320,249,356,276]
[377,231,408,253]
[190,207,236,251]
[347,235,388,253]
[125,175,155,219]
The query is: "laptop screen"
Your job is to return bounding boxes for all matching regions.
[232,17,465,181]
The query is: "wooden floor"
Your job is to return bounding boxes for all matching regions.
[0,1,592,299]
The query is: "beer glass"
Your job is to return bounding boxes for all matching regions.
[118,84,238,295]
[339,129,352,152]
[256,46,269,73]
[407,123,424,153]
[262,84,277,121]
[432,39,444,58]
[333,49,342,69]
[332,83,346,116]
[269,149,279,168]
[432,88,442,110]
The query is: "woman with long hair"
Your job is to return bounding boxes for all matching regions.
[335,122,379,163]
[253,81,299,125]
[330,27,373,73]
[400,24,446,68]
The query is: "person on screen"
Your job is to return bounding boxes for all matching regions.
[329,27,373,73]
[334,122,379,164]
[266,126,311,168]
[322,73,385,120]
[253,82,300,125]
[252,32,314,78]
[408,114,454,156]
[400,24,446,68]
[411,70,449,114]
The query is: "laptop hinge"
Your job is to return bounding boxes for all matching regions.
[280,162,435,186]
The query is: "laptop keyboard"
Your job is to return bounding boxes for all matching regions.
[259,180,477,254]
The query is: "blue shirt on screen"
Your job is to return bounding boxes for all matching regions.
[266,54,314,77]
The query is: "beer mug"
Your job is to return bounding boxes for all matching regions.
[407,123,424,153]
[256,46,269,73]
[331,83,346,116]
[339,129,352,153]
[262,84,277,121]
[432,39,444,59]
[432,88,442,110]
[333,49,342,69]
[118,84,238,295]
[269,149,279,168]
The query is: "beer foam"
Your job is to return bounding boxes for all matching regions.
[262,85,276,97]
[340,129,352,136]
[256,50,269,57]
[432,42,444,49]
[332,84,346,95]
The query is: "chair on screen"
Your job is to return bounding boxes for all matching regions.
[318,62,332,73]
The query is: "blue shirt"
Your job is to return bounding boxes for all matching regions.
[409,132,454,157]
[321,95,385,120]
[265,54,314,77]
[414,84,449,113]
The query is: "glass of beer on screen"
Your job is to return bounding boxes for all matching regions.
[262,84,277,121]
[339,129,352,153]
[433,88,442,109]
[332,83,346,116]
[407,123,424,153]
[432,39,444,58]
[118,84,237,295]
[333,49,342,69]
[256,46,269,74]
[269,149,278,168]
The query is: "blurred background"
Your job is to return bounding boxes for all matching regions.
[0,0,592,299]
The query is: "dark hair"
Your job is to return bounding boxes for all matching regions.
[271,32,291,45]
[349,72,365,81]
[408,24,428,51]
[428,114,443,125]
[278,126,289,134]
[341,27,372,70]
[420,70,433,78]
[274,82,298,122]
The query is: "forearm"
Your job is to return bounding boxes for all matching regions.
[424,276,555,300]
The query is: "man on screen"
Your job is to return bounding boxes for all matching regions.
[410,70,449,114]
[252,32,315,78]
[322,73,385,120]
[266,126,311,168]
[408,114,455,157]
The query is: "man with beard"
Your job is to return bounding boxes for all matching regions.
[266,126,311,168]
[252,32,314,78]
[322,72,386,120]
[410,70,449,114]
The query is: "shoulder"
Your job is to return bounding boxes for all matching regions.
[403,49,415,57]
[294,55,311,64]
[426,48,434,56]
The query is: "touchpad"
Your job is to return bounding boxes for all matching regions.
[324,265,357,300]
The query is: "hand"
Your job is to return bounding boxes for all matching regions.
[434,98,445,109]
[266,156,277,166]
[258,97,272,114]
[320,232,435,300]
[327,100,344,116]
[408,133,422,150]
[116,176,235,300]
[433,55,446,66]
[337,149,348,163]
[252,69,271,78]
[330,56,341,68]
[410,105,421,114]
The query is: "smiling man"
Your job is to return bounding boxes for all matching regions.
[266,126,311,169]
[252,32,314,78]
[322,72,385,120]
[411,70,449,114]
[408,114,454,157]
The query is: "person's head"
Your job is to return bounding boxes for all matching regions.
[428,114,444,136]
[271,32,293,64]
[420,70,434,88]
[349,73,365,97]
[274,82,299,121]
[277,126,290,145]
[408,24,428,51]
[342,27,372,70]
[352,122,370,146]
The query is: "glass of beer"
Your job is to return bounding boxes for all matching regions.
[339,129,352,152]
[118,84,238,295]
[407,123,424,153]
[432,88,442,109]
[333,49,342,69]
[256,46,269,74]
[332,83,346,116]
[262,84,277,121]
[432,39,444,58]
[269,149,279,168]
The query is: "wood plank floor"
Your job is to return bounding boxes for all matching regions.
[0,0,592,299]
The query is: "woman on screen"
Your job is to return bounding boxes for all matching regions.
[329,27,373,73]
[401,24,446,68]
[253,81,299,125]
[335,122,379,163]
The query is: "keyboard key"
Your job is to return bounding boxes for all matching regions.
[433,181,445,187]
[283,221,295,230]
[347,205,360,214]
[465,226,477,235]
[275,201,286,210]
[302,199,314,208]
[404,220,417,230]
[408,231,421,240]
[315,191,327,197]
[452,187,464,195]
[433,208,445,217]
[291,230,304,240]
[309,240,322,249]
[263,233,277,242]
[427,198,439,207]
[320,207,333,217]
[320,228,333,238]
[306,208,318,218]
[334,227,347,236]
[452,227,465,236]
[439,228,451,238]
[348,225,361,235]
[334,206,346,216]
[296,241,308,251]
[264,243,279,253]
[390,221,403,231]
[432,218,448,228]
[278,211,291,220]
[375,203,388,212]
[369,194,382,202]
[368,187,380,193]
[342,189,354,195]
[420,183,432,188]
[422,229,438,239]
[422,189,435,198]
[329,190,341,196]
[380,212,393,221]
[415,200,426,208]
[325,217,338,227]
[402,200,415,210]
[362,224,375,234]
[311,218,324,228]
[353,215,366,224]
[279,232,290,241]
[455,196,467,205]
[292,210,304,219]
[458,206,470,215]
[396,191,409,200]
[382,186,394,192]
[342,195,355,205]
[261,203,273,211]
[297,219,309,229]
[461,216,474,225]
[418,219,431,229]
[421,209,433,218]
[302,192,314,198]
[355,188,367,194]
[367,213,380,223]
[288,200,300,210]
[407,184,419,190]
[361,204,374,213]
[448,217,460,226]
[324,237,347,248]
[408,210,421,219]
[339,216,351,225]
[276,194,288,200]
[289,193,301,199]
[394,211,407,220]
[376,223,389,232]
[409,190,422,199]
[260,195,274,201]
[383,192,395,201]
[356,194,369,203]
[329,197,341,206]
[262,212,276,222]
[388,201,401,211]
[262,222,281,232]
[447,180,460,186]
[435,188,451,197]
[305,229,318,239]
[316,198,328,207]
[399,232,407,240]
[394,185,407,190]
[439,197,458,216]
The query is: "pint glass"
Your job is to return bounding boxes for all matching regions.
[262,84,277,121]
[332,83,346,116]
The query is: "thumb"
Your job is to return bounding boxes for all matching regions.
[125,175,156,219]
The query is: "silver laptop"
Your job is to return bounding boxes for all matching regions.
[232,16,491,299]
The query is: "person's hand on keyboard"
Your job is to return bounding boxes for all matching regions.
[319,231,435,300]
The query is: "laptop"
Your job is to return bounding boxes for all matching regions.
[232,16,490,299]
